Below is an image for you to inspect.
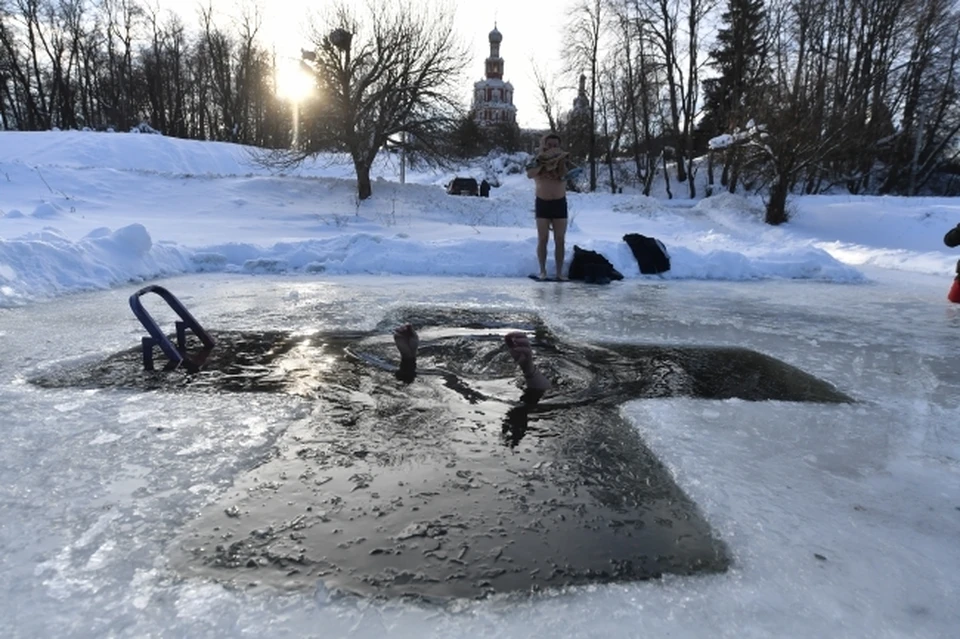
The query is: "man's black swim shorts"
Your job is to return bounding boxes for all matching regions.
[535,197,568,220]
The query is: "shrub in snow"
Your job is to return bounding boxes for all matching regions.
[83,227,113,239]
[468,151,532,187]
[612,196,661,215]
[109,224,153,255]
[131,122,162,135]
[32,202,64,219]
[490,151,530,175]
[694,192,761,213]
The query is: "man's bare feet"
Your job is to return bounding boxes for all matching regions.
[504,331,551,392]
[393,324,419,362]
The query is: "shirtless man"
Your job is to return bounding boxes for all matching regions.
[526,133,571,281]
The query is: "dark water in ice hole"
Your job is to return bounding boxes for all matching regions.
[31,308,850,601]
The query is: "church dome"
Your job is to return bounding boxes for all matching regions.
[488,26,502,44]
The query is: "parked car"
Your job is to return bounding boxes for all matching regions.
[446,177,479,196]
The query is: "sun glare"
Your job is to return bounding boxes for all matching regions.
[276,61,316,103]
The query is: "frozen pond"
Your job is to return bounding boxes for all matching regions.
[1,273,958,638]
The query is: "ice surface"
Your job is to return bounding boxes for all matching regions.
[1,272,957,637]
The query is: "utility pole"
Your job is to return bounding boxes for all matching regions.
[399,131,406,184]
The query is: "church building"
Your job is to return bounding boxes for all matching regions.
[472,25,517,127]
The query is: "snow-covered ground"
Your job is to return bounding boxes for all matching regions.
[5,130,959,308]
[1,131,959,637]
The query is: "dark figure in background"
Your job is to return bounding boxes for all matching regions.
[480,179,491,198]
[944,223,960,248]
[943,224,960,303]
[949,259,960,304]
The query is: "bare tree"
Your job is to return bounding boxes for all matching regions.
[531,60,561,134]
[198,6,236,140]
[729,0,856,223]
[639,0,687,184]
[634,12,668,195]
[1,0,51,129]
[22,0,86,129]
[679,0,716,197]
[292,0,467,201]
[880,0,960,194]
[839,0,904,194]
[0,10,11,128]
[607,0,652,189]
[0,2,37,129]
[595,57,628,192]
[564,0,605,191]
[231,7,265,143]
[100,0,143,130]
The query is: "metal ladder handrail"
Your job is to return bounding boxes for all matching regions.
[129,285,215,372]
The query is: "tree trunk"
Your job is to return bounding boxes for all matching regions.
[661,152,672,199]
[0,91,9,129]
[355,160,373,201]
[728,147,741,193]
[765,176,790,225]
[642,146,657,196]
[607,153,616,193]
[706,151,714,196]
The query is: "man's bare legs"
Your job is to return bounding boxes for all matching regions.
[503,332,549,446]
[504,331,550,402]
[552,218,568,280]
[392,326,548,447]
[393,323,419,383]
[536,218,568,280]
[536,218,551,280]
[393,325,549,401]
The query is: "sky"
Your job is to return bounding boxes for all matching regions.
[1,130,959,637]
[162,0,572,129]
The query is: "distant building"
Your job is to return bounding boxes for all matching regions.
[472,25,517,127]
[572,74,589,113]
[565,73,592,161]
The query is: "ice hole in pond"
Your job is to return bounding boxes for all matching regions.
[31,309,850,601]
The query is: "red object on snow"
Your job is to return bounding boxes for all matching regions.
[949,279,960,304]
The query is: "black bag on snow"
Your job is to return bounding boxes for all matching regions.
[944,223,960,248]
[623,233,671,274]
[567,245,624,283]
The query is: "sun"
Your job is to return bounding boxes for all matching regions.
[276,60,316,103]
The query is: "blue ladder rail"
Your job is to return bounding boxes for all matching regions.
[129,285,216,372]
